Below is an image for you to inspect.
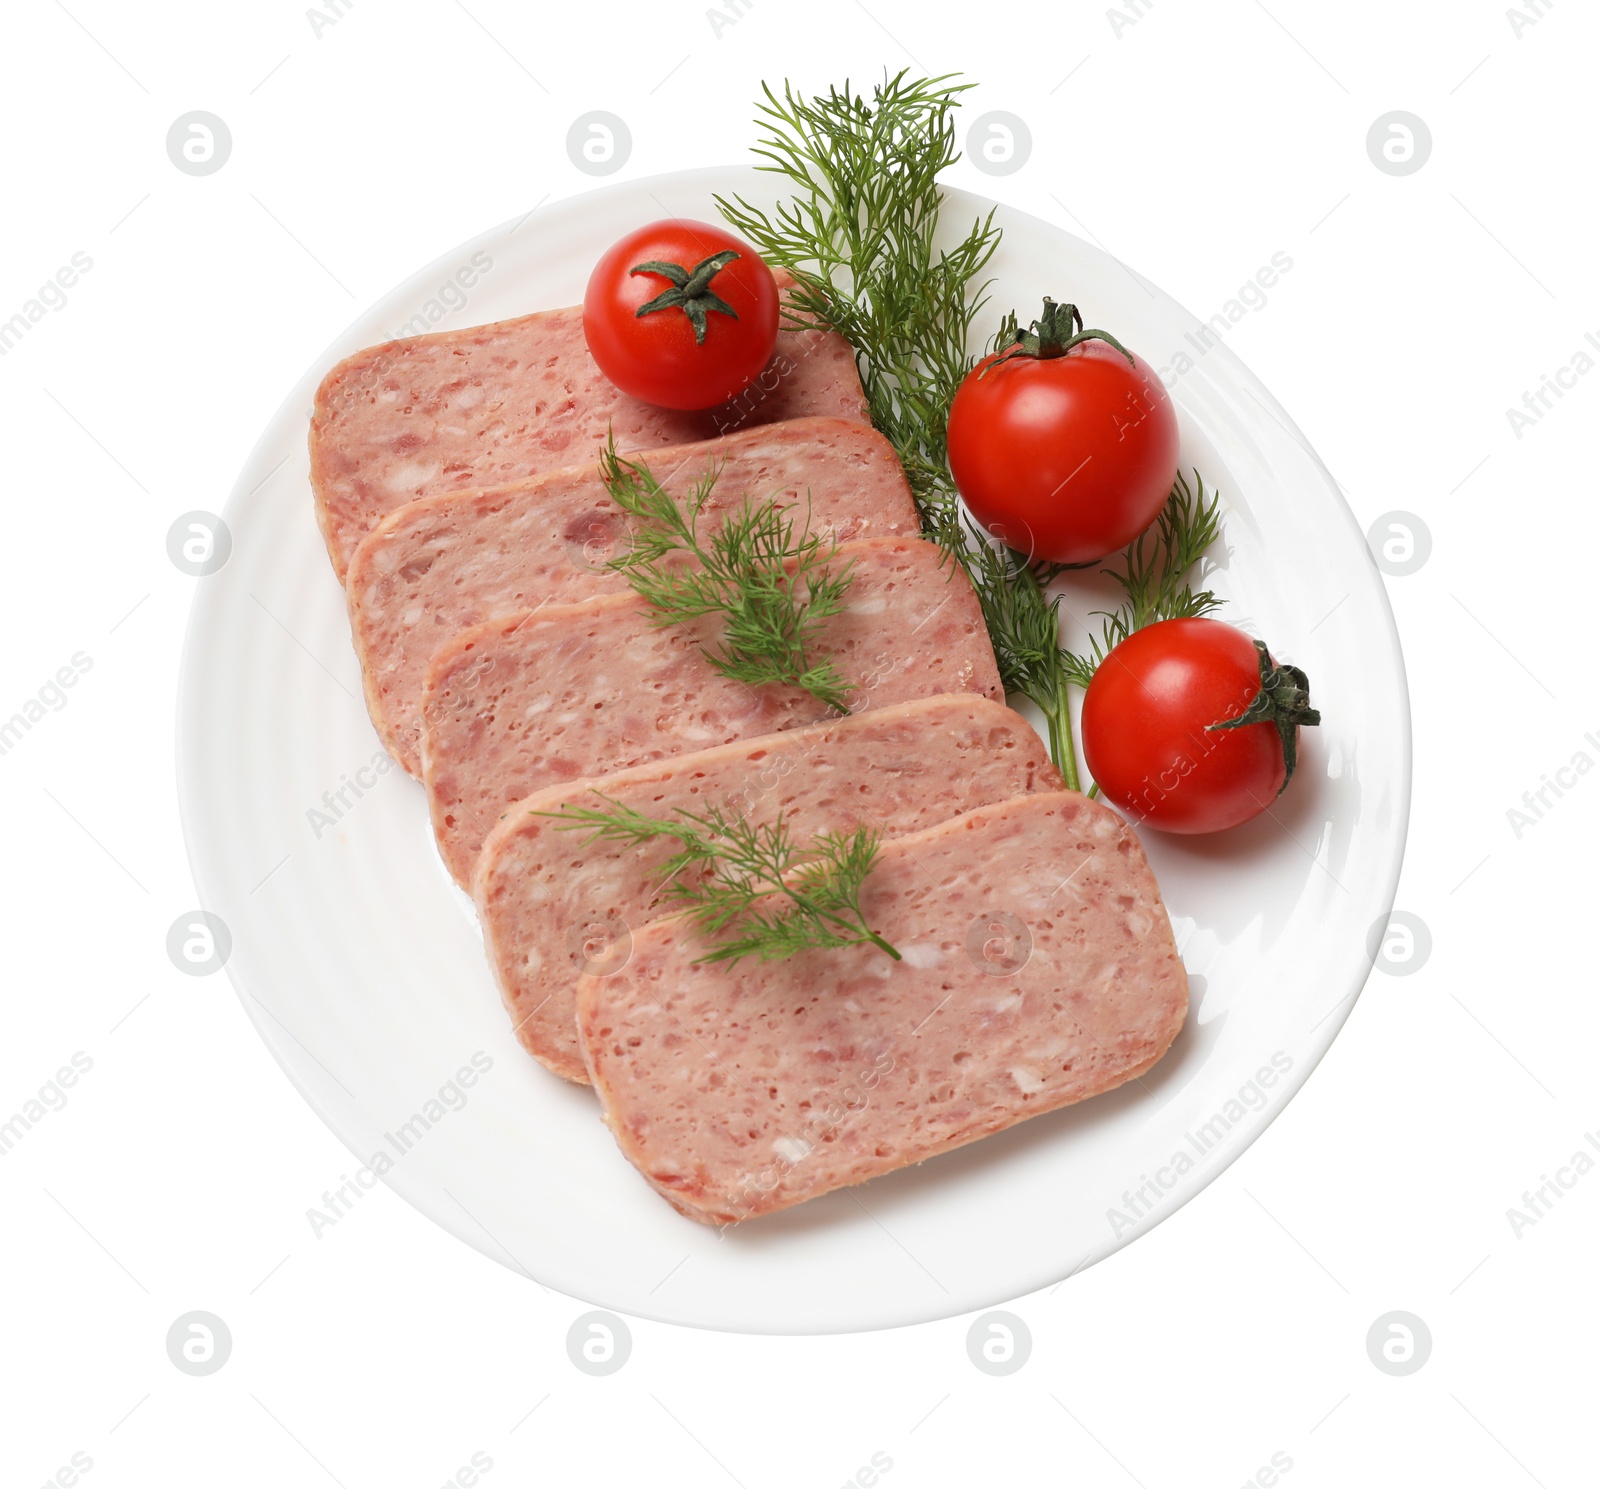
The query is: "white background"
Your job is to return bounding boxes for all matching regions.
[2,0,1594,1485]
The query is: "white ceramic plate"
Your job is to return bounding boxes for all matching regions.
[177,166,1409,1334]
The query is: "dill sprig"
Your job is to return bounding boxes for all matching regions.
[715,71,999,552]
[715,73,1089,785]
[600,440,856,712]
[962,536,1078,774]
[542,797,900,965]
[715,71,1230,793]
[1061,471,1224,689]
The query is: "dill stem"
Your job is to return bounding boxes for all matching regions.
[1045,686,1081,793]
[797,894,903,961]
[861,928,904,961]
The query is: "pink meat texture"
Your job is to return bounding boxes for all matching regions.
[576,791,1189,1225]
[346,418,919,776]
[474,695,1062,1083]
[420,536,1002,888]
[310,280,870,579]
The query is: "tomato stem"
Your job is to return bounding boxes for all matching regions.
[983,297,1135,375]
[1206,639,1320,793]
[630,250,742,345]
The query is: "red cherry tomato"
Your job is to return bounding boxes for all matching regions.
[947,299,1179,564]
[1081,618,1320,834]
[583,219,779,411]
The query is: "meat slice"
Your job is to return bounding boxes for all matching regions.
[310,280,869,578]
[474,695,1061,1082]
[347,417,919,776]
[420,536,1000,888]
[575,791,1188,1225]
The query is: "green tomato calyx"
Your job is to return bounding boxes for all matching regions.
[985,297,1135,374]
[1206,639,1321,792]
[630,250,742,345]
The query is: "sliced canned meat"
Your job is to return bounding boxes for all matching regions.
[311,280,869,578]
[347,417,918,776]
[420,536,1001,887]
[575,790,1189,1225]
[474,694,1061,1082]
